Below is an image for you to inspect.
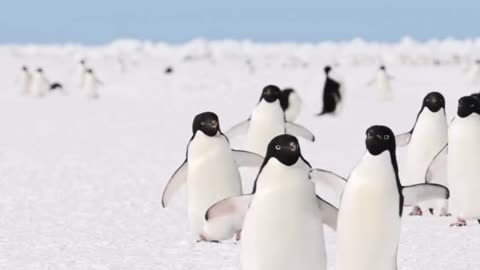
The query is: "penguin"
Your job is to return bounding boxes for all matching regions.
[20,66,32,95]
[226,85,315,155]
[84,69,102,99]
[428,96,480,226]
[161,112,264,241]
[368,65,393,101]
[164,66,174,74]
[310,125,449,270]
[317,66,343,116]
[280,88,302,122]
[205,134,338,270]
[467,59,480,83]
[31,68,50,97]
[74,59,88,88]
[395,92,449,216]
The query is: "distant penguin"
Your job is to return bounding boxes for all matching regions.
[74,59,88,88]
[317,66,343,116]
[31,68,50,97]
[162,112,263,241]
[369,65,393,101]
[84,69,101,99]
[280,88,302,122]
[164,66,174,74]
[49,82,64,91]
[205,135,338,270]
[467,59,480,82]
[21,66,32,95]
[396,92,449,216]
[428,96,480,226]
[310,125,449,270]
[226,85,315,155]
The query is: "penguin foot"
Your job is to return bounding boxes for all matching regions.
[450,219,467,227]
[409,206,423,216]
[439,208,451,217]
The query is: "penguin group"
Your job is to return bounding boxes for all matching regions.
[159,75,480,270]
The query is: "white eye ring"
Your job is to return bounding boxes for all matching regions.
[201,121,206,126]
[384,135,390,140]
[471,104,475,108]
[275,145,281,150]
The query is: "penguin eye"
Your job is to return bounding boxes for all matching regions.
[384,135,390,140]
[275,145,281,150]
[201,121,206,126]
[470,104,475,108]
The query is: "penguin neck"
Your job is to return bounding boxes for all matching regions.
[252,158,310,193]
[188,131,228,160]
[252,100,284,120]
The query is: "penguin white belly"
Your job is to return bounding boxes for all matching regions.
[242,163,326,270]
[187,134,243,239]
[247,102,285,155]
[404,111,448,186]
[337,153,400,270]
[376,74,392,101]
[85,76,99,99]
[448,116,480,219]
[285,93,302,122]
[23,75,32,95]
[32,76,48,97]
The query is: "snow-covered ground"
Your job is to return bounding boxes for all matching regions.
[1,39,480,269]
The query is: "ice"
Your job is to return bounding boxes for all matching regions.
[0,39,480,269]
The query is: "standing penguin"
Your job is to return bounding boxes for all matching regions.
[317,66,343,116]
[74,59,88,88]
[84,69,102,99]
[226,85,315,155]
[428,96,480,226]
[467,59,480,83]
[205,135,338,270]
[310,125,449,270]
[162,112,263,241]
[368,65,393,101]
[280,88,302,122]
[396,92,449,216]
[31,68,50,97]
[20,66,32,95]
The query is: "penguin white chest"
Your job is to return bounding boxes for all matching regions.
[247,101,285,155]
[404,110,448,186]
[241,159,326,270]
[448,115,480,219]
[337,152,401,270]
[187,133,242,236]
[285,93,302,122]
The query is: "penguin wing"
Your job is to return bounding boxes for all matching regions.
[425,144,448,183]
[232,150,264,167]
[225,120,250,139]
[161,160,188,207]
[286,122,315,142]
[205,194,254,231]
[316,196,339,231]
[309,169,347,196]
[402,183,450,206]
[395,132,412,147]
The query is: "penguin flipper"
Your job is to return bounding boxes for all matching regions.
[225,120,250,139]
[161,160,188,208]
[316,196,339,231]
[232,150,264,167]
[309,169,347,196]
[205,194,254,231]
[402,183,450,206]
[286,122,315,142]
[425,144,448,183]
[395,132,412,147]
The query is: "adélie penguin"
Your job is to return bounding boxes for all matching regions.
[396,92,449,216]
[310,125,449,270]
[317,66,343,116]
[205,134,338,270]
[226,84,315,155]
[428,96,480,226]
[368,65,393,101]
[161,112,264,241]
[280,88,302,122]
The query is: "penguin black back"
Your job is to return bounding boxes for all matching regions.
[280,88,294,111]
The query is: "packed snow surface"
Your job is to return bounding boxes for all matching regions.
[1,39,480,269]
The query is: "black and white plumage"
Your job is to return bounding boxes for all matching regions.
[317,66,342,116]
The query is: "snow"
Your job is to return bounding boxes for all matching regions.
[1,39,480,269]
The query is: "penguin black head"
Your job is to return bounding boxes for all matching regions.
[280,88,294,110]
[324,66,331,74]
[86,69,93,74]
[365,125,396,156]
[265,134,302,166]
[22,66,28,71]
[380,65,386,71]
[457,96,480,118]
[260,85,281,103]
[36,68,43,73]
[422,92,445,112]
[192,112,220,137]
[80,59,86,65]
